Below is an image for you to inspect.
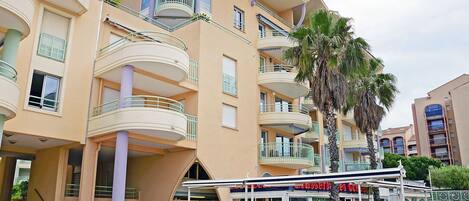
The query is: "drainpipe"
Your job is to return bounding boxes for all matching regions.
[295,3,307,29]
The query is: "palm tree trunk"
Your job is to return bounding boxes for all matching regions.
[326,100,340,201]
[366,128,380,201]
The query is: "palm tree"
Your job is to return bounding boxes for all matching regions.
[284,10,369,200]
[344,57,398,200]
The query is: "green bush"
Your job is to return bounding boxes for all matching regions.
[11,180,28,201]
[383,153,443,183]
[430,165,469,190]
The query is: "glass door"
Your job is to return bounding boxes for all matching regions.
[260,92,267,112]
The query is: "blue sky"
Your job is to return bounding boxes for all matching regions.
[323,0,469,129]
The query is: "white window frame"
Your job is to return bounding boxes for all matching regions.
[222,104,237,129]
[233,6,245,31]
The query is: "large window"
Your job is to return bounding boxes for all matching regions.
[343,125,353,141]
[38,10,70,62]
[428,119,445,130]
[259,92,267,112]
[393,137,405,155]
[381,138,391,153]
[28,71,61,112]
[233,6,245,31]
[274,97,291,112]
[196,0,211,15]
[425,104,443,117]
[275,135,291,156]
[222,56,237,95]
[222,104,237,129]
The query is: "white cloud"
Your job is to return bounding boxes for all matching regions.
[323,0,469,128]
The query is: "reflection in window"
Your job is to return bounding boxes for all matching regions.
[28,71,61,112]
[393,137,405,155]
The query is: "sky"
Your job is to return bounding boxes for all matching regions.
[323,0,469,129]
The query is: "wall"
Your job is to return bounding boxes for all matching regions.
[450,82,469,166]
[27,146,68,201]
[126,150,196,201]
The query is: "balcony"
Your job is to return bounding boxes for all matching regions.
[259,142,314,169]
[44,0,89,15]
[342,138,368,149]
[258,65,309,98]
[428,125,445,134]
[0,60,19,119]
[65,184,138,201]
[0,0,34,37]
[432,152,450,160]
[154,0,195,18]
[258,30,295,61]
[430,138,448,147]
[259,0,307,12]
[95,32,189,86]
[344,162,370,172]
[88,96,188,141]
[301,121,320,143]
[259,104,311,134]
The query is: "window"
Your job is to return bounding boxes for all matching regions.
[259,56,266,73]
[259,92,267,112]
[222,104,237,128]
[233,7,245,31]
[28,71,61,112]
[343,125,353,141]
[38,10,70,62]
[196,0,211,15]
[393,137,405,155]
[140,0,151,16]
[258,24,265,38]
[274,97,291,112]
[276,135,291,156]
[222,56,237,95]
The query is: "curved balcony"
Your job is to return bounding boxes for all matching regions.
[258,65,309,98]
[343,138,368,151]
[259,142,314,169]
[88,96,187,141]
[0,0,34,37]
[259,104,311,134]
[301,121,320,143]
[343,162,370,172]
[44,0,89,15]
[155,0,195,18]
[303,154,321,174]
[0,60,19,119]
[258,30,295,60]
[95,32,189,83]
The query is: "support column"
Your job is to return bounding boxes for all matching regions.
[1,29,22,66]
[0,157,17,201]
[112,65,133,201]
[78,140,100,201]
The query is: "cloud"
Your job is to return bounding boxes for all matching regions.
[323,0,469,128]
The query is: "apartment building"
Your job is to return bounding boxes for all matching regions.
[0,0,379,201]
[412,74,469,165]
[380,125,418,157]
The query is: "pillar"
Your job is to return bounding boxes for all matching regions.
[112,65,133,201]
[0,157,17,201]
[78,140,100,201]
[1,29,21,66]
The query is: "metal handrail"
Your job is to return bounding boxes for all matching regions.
[65,184,138,199]
[344,162,370,171]
[186,114,198,141]
[259,29,289,39]
[28,95,59,110]
[92,95,184,117]
[99,31,187,56]
[259,142,314,161]
[0,60,17,81]
[156,0,194,8]
[259,104,309,114]
[259,64,295,73]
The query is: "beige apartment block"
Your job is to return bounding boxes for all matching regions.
[381,125,417,157]
[412,74,469,165]
[0,0,379,201]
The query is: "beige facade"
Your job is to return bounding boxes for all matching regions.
[380,125,417,157]
[0,0,379,201]
[412,74,469,165]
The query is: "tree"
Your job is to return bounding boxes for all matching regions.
[11,180,28,201]
[430,165,469,190]
[343,58,398,200]
[285,10,369,200]
[384,153,443,184]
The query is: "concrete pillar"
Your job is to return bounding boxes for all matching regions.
[0,157,17,201]
[1,29,22,67]
[112,65,133,201]
[78,141,100,201]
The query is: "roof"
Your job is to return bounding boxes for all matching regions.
[427,74,469,96]
[382,125,413,135]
